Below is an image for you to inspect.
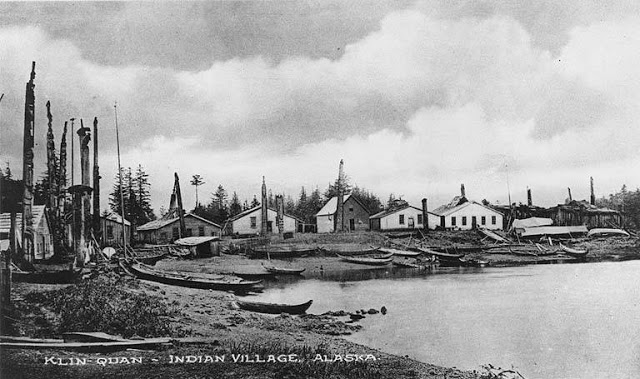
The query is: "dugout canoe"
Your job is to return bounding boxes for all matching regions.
[559,243,589,259]
[232,299,313,315]
[263,265,306,275]
[120,260,262,291]
[337,254,392,266]
[378,247,421,257]
[414,246,465,260]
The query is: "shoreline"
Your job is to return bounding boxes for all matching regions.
[2,231,638,378]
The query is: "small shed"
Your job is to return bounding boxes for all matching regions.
[174,236,220,257]
[0,205,53,260]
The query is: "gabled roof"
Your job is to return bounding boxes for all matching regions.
[0,205,47,233]
[431,196,468,215]
[370,204,437,219]
[228,205,302,223]
[101,213,131,226]
[431,200,502,217]
[138,213,221,231]
[316,194,370,216]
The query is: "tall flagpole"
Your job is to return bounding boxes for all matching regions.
[114,103,127,255]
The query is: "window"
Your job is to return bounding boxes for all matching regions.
[250,217,257,228]
[172,227,179,239]
[349,206,354,212]
[160,232,168,241]
[491,216,497,225]
[481,216,486,225]
[399,215,405,225]
[451,216,456,226]
[185,228,193,237]
[198,226,205,236]
[107,225,114,239]
[417,214,423,224]
[462,216,467,226]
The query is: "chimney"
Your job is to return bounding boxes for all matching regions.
[421,198,429,232]
[460,183,466,198]
[527,187,532,207]
[261,176,268,235]
[567,187,572,202]
[590,177,595,206]
[335,159,345,232]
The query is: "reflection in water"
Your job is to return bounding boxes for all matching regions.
[247,261,640,379]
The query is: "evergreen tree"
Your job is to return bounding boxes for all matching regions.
[323,174,352,201]
[285,195,296,215]
[1,164,23,213]
[242,199,250,211]
[306,187,324,223]
[351,185,382,214]
[190,174,205,208]
[229,191,242,217]
[207,184,229,224]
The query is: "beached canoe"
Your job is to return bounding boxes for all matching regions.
[249,245,317,258]
[559,243,589,259]
[414,246,465,260]
[11,268,82,284]
[586,228,630,238]
[232,299,313,315]
[120,260,262,291]
[263,265,306,275]
[337,254,392,266]
[378,247,421,257]
[0,338,172,352]
[392,260,427,269]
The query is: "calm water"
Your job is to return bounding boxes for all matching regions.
[245,261,640,379]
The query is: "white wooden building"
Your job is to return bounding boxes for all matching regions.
[226,206,299,236]
[369,204,440,231]
[101,213,131,246]
[315,194,370,233]
[0,205,54,260]
[432,198,503,230]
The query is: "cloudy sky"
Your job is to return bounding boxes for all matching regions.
[1,1,639,213]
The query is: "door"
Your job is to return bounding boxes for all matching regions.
[472,216,477,229]
[349,219,355,231]
[408,217,415,229]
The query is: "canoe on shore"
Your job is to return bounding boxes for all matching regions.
[263,265,306,275]
[337,254,393,266]
[378,247,421,257]
[392,260,427,269]
[120,260,262,291]
[11,268,82,284]
[232,299,313,315]
[559,243,589,259]
[249,245,317,258]
[414,246,465,260]
[586,228,630,238]
[0,337,172,352]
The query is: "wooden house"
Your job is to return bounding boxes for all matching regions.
[100,213,131,246]
[370,203,440,231]
[432,197,503,230]
[0,205,53,260]
[137,213,221,244]
[226,206,300,236]
[316,194,370,233]
[546,200,622,229]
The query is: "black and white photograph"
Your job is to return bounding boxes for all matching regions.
[1,1,640,378]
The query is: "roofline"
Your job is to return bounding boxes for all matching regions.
[228,206,302,223]
[433,201,503,217]
[369,205,438,219]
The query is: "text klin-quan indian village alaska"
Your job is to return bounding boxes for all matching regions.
[1,2,640,379]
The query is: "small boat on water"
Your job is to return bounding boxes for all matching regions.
[559,243,589,259]
[232,299,313,315]
[120,260,262,291]
[263,265,306,275]
[378,247,421,257]
[337,254,392,266]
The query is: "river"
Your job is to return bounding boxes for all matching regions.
[248,260,640,379]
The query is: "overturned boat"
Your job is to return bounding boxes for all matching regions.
[232,299,313,315]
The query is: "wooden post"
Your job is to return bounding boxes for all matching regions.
[335,159,344,232]
[92,117,101,244]
[590,177,595,206]
[421,198,429,232]
[22,61,36,263]
[527,187,532,207]
[174,173,186,238]
[276,194,284,237]
[58,121,68,251]
[261,177,268,236]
